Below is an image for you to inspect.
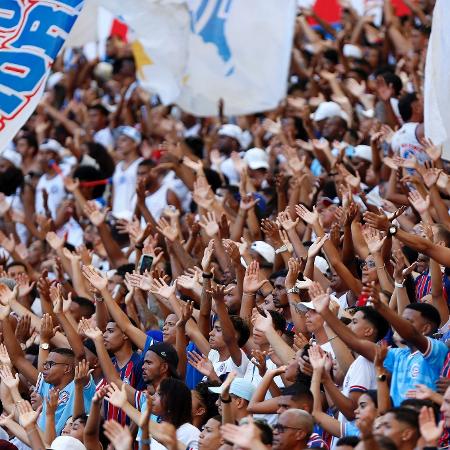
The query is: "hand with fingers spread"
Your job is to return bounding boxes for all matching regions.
[261,219,282,247]
[93,384,110,404]
[40,313,58,343]
[176,301,194,328]
[45,231,65,251]
[277,210,299,231]
[193,177,215,209]
[240,193,259,211]
[285,258,302,290]
[279,229,294,253]
[150,278,176,300]
[308,345,327,374]
[106,382,128,409]
[81,265,108,291]
[103,420,133,450]
[156,217,178,242]
[222,239,240,265]
[177,272,201,292]
[74,359,93,386]
[187,351,217,379]
[16,273,35,298]
[199,212,220,237]
[0,284,14,319]
[0,231,15,254]
[419,406,444,447]
[420,137,443,163]
[83,201,109,227]
[408,190,430,216]
[207,284,232,303]
[0,364,20,390]
[243,261,267,294]
[46,387,60,416]
[421,166,443,189]
[125,271,153,291]
[295,204,319,226]
[251,350,267,377]
[364,227,387,255]
[0,343,11,367]
[15,315,32,344]
[79,318,103,342]
[308,282,330,314]
[17,400,41,429]
[307,235,328,259]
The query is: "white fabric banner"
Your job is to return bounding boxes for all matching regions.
[0,1,84,152]
[424,0,450,161]
[69,0,297,116]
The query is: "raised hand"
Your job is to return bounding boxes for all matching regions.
[276,210,299,232]
[420,137,443,163]
[308,282,330,314]
[199,212,219,237]
[177,271,201,292]
[418,406,444,447]
[0,365,19,390]
[40,313,58,343]
[240,193,259,211]
[0,343,11,367]
[201,240,214,272]
[45,231,65,251]
[93,384,109,404]
[125,271,152,291]
[16,273,35,298]
[74,359,93,386]
[207,284,232,303]
[79,317,103,341]
[307,235,328,258]
[15,315,32,344]
[251,350,267,377]
[374,341,388,370]
[150,278,176,300]
[308,345,327,372]
[106,382,128,409]
[46,388,60,415]
[261,219,282,247]
[364,227,387,255]
[17,400,40,429]
[84,201,109,227]
[408,190,430,216]
[187,351,216,379]
[156,217,178,242]
[221,418,264,449]
[63,176,80,193]
[176,300,194,328]
[223,239,241,265]
[421,166,443,189]
[243,261,266,294]
[81,265,108,291]
[254,311,274,334]
[193,177,214,209]
[285,258,302,290]
[103,420,133,450]
[295,204,319,226]
[363,210,390,232]
[0,231,16,253]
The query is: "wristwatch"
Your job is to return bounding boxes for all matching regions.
[287,286,300,295]
[377,373,387,382]
[40,342,49,351]
[388,224,398,236]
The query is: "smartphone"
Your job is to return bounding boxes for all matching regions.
[139,254,154,274]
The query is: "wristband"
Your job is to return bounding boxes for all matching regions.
[202,272,213,279]
[140,439,152,445]
[394,281,404,288]
[135,243,144,250]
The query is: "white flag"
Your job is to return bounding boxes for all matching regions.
[178,0,297,116]
[424,0,450,161]
[0,1,84,152]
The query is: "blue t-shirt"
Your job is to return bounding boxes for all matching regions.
[384,337,449,406]
[185,342,203,389]
[343,421,360,437]
[37,373,96,435]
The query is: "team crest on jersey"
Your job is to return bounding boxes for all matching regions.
[410,364,420,378]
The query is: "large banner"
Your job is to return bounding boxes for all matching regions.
[0,0,84,152]
[424,0,450,161]
[69,0,297,117]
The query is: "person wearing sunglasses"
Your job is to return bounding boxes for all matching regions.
[272,408,315,450]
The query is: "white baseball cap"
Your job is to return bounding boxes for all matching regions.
[311,102,349,124]
[39,139,65,157]
[250,241,275,264]
[209,377,256,401]
[218,124,244,148]
[244,147,269,170]
[117,126,142,145]
[296,295,340,313]
[343,44,363,60]
[0,148,22,168]
[353,145,372,162]
[50,436,86,450]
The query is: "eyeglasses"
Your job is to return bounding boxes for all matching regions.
[273,423,303,433]
[43,361,69,370]
[360,260,376,270]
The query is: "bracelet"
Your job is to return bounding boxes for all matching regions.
[94,295,104,303]
[202,272,213,279]
[394,281,404,288]
[135,243,144,250]
[243,292,256,296]
[140,439,152,445]
[376,264,386,270]
[220,395,232,403]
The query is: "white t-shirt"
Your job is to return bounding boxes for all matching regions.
[244,357,284,425]
[391,123,429,165]
[94,127,114,151]
[35,173,67,218]
[150,422,200,450]
[208,349,249,378]
[111,157,143,217]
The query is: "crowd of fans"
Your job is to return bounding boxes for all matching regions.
[0,0,449,449]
